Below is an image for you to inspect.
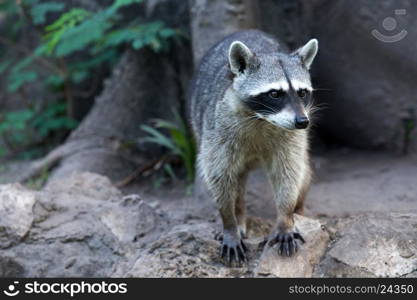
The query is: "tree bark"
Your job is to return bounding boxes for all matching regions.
[189,0,260,65]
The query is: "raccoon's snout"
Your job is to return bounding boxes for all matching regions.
[295,116,309,129]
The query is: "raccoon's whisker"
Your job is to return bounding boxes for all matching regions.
[310,99,328,107]
[246,100,279,114]
[308,103,328,113]
[240,115,263,123]
[312,87,332,92]
[310,106,326,113]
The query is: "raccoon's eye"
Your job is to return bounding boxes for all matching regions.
[297,89,308,98]
[269,90,284,99]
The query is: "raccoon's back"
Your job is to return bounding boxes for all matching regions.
[189,30,283,143]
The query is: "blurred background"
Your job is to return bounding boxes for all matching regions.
[0,0,416,215]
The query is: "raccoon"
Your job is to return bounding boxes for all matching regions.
[189,30,318,265]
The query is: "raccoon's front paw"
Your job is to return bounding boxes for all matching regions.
[219,231,247,266]
[265,231,305,257]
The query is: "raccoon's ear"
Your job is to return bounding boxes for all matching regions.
[294,39,318,69]
[228,41,256,75]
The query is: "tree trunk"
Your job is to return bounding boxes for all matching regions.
[19,0,192,183]
[189,0,260,65]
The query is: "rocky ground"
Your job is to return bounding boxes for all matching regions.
[0,148,416,277]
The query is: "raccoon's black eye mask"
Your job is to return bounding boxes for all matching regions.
[244,88,312,115]
[245,90,287,115]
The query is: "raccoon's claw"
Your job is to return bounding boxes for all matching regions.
[266,232,305,257]
[220,240,247,265]
[219,233,247,266]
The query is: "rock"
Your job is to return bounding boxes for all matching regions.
[122,215,329,278]
[99,194,163,244]
[0,184,37,248]
[0,256,25,277]
[0,172,163,277]
[315,212,417,277]
[255,215,329,277]
[122,223,236,278]
[45,171,122,201]
[1,171,414,278]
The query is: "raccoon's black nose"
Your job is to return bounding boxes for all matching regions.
[295,116,309,129]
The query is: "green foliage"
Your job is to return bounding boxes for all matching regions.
[41,8,91,55]
[0,0,179,159]
[39,0,177,57]
[32,102,78,137]
[31,2,65,25]
[141,112,196,183]
[0,103,78,159]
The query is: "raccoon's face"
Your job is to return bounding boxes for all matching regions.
[228,39,318,130]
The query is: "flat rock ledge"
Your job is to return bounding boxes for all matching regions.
[0,172,415,277]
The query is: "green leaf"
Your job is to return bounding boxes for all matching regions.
[72,49,117,71]
[31,102,78,137]
[45,8,90,32]
[42,8,90,54]
[111,0,143,10]
[0,0,19,15]
[141,125,179,154]
[31,2,65,25]
[100,27,138,48]
[141,112,196,182]
[45,74,64,87]
[159,28,177,38]
[22,0,40,6]
[10,55,35,73]
[163,163,177,181]
[0,146,6,157]
[0,59,13,74]
[54,11,113,56]
[0,109,35,133]
[8,71,38,92]
[70,70,88,83]
[132,39,145,49]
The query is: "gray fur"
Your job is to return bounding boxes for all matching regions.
[189,30,318,263]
